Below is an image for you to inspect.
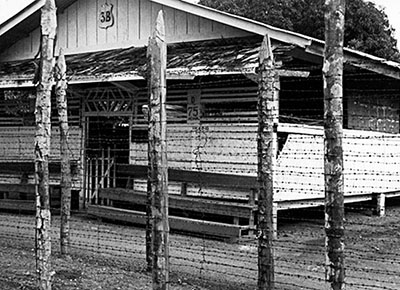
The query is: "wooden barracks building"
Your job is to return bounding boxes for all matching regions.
[0,0,400,232]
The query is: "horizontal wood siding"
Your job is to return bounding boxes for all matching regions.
[129,122,400,199]
[347,94,399,133]
[275,125,400,202]
[0,126,83,188]
[0,0,251,61]
[0,126,82,162]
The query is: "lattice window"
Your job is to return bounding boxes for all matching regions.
[84,87,135,116]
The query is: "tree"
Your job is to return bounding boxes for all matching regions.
[199,0,400,61]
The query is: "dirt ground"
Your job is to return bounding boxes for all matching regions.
[1,199,400,290]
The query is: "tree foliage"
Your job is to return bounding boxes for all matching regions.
[199,0,400,61]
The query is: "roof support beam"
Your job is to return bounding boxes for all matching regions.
[245,70,310,83]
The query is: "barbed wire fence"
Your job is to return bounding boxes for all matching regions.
[1,68,400,289]
[1,13,400,290]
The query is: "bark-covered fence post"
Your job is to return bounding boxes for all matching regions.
[55,48,71,256]
[35,0,57,289]
[257,34,277,290]
[143,104,153,272]
[323,0,346,289]
[147,10,170,290]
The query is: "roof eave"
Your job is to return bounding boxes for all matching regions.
[305,40,400,79]
[151,0,314,48]
[0,0,45,37]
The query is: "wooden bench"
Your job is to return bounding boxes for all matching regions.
[0,183,61,211]
[88,164,259,242]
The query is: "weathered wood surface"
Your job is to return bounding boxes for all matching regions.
[0,187,61,210]
[0,162,78,175]
[35,1,57,289]
[55,48,71,256]
[323,0,346,289]
[0,127,82,162]
[98,188,255,219]
[1,0,249,61]
[88,205,246,242]
[118,164,257,190]
[147,10,169,289]
[0,199,36,211]
[257,34,276,290]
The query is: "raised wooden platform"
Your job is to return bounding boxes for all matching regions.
[88,205,251,243]
[88,186,257,242]
[98,187,256,219]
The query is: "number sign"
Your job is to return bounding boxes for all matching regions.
[187,90,202,123]
[99,3,114,29]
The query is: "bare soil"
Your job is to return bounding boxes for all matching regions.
[1,200,400,290]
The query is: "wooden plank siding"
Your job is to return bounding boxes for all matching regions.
[0,126,82,162]
[129,121,400,201]
[123,85,400,200]
[88,205,247,241]
[275,127,400,202]
[0,0,251,61]
[0,126,83,189]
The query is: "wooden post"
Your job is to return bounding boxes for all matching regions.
[35,0,56,289]
[373,193,386,217]
[257,34,277,290]
[55,48,71,256]
[248,189,256,236]
[94,158,99,204]
[107,146,111,188]
[323,0,346,289]
[147,10,169,289]
[143,105,153,272]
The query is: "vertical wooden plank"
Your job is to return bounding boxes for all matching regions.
[107,147,111,188]
[88,159,92,203]
[139,0,151,40]
[175,10,187,36]
[377,193,386,217]
[187,14,200,35]
[106,0,118,44]
[23,34,33,57]
[14,39,25,59]
[248,189,256,235]
[148,10,169,289]
[128,0,140,41]
[86,0,98,46]
[67,2,78,49]
[180,182,187,197]
[212,21,226,35]
[94,157,99,203]
[77,0,87,47]
[35,1,56,289]
[323,0,345,289]
[31,28,41,55]
[257,35,276,290]
[97,0,107,45]
[117,0,129,42]
[163,6,175,40]
[57,12,67,52]
[199,17,212,36]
